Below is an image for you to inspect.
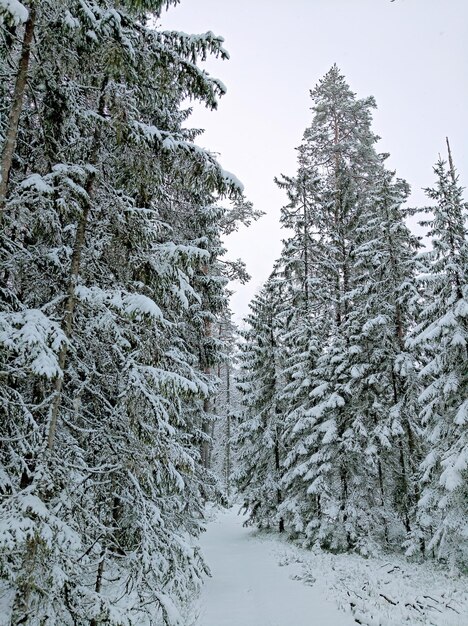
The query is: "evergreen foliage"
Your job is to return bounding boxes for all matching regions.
[408,147,468,570]
[236,277,287,533]
[0,1,258,623]
[236,68,467,569]
[1,8,467,623]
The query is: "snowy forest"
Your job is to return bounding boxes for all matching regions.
[0,1,467,626]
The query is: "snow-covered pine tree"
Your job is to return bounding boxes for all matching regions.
[278,305,329,539]
[235,276,287,532]
[276,66,384,552]
[409,141,468,571]
[0,1,251,623]
[206,308,241,500]
[250,66,423,555]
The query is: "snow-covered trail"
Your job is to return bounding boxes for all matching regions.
[196,508,355,626]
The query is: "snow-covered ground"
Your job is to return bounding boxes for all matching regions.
[195,508,468,626]
[196,507,354,625]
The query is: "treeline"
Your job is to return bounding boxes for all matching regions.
[236,66,467,572]
[0,1,257,624]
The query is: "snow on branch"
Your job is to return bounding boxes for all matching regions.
[75,285,165,322]
[0,310,68,379]
[0,0,28,25]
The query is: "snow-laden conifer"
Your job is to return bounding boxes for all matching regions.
[409,143,468,570]
[0,1,253,622]
[238,67,425,557]
[235,277,287,532]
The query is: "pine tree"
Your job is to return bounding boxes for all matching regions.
[278,66,384,552]
[341,168,421,550]
[240,66,424,556]
[274,164,331,538]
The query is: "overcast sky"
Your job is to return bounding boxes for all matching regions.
[161,0,468,323]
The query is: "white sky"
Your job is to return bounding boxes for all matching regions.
[161,0,468,322]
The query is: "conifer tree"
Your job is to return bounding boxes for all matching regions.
[341,169,421,549]
[0,1,254,622]
[278,66,384,552]
[239,67,424,556]
[236,277,287,532]
[274,165,331,537]
[409,142,468,570]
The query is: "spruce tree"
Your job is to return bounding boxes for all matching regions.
[240,67,424,556]
[279,66,383,552]
[236,277,287,532]
[0,1,252,622]
[409,142,468,570]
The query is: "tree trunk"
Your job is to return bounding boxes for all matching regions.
[46,77,108,451]
[377,457,390,543]
[340,464,351,548]
[302,184,310,311]
[274,435,284,533]
[90,549,106,626]
[200,291,212,469]
[332,109,343,327]
[0,5,36,213]
[225,362,231,499]
[384,194,416,534]
[398,438,411,533]
[201,396,211,469]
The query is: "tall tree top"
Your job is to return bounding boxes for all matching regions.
[302,65,380,177]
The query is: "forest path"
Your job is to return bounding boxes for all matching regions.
[196,507,355,626]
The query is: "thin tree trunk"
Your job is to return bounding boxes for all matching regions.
[274,434,284,533]
[201,321,211,470]
[201,397,211,469]
[46,77,108,451]
[342,242,349,323]
[225,362,231,499]
[200,284,212,469]
[332,109,343,327]
[11,536,38,625]
[383,191,416,535]
[208,417,215,468]
[0,5,36,214]
[340,464,351,548]
[398,438,411,533]
[302,184,310,311]
[89,549,106,626]
[268,308,284,533]
[377,457,390,543]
